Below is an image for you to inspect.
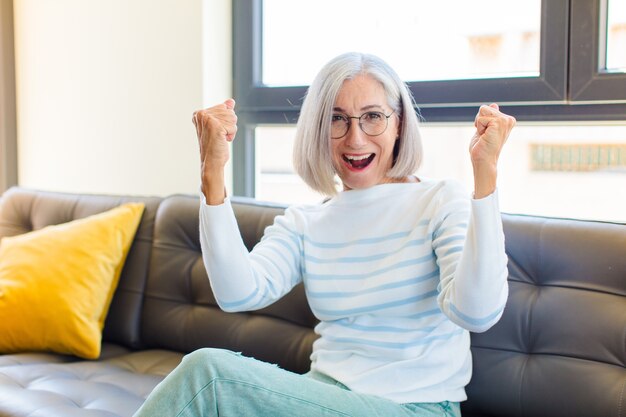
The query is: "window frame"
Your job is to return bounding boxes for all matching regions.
[0,0,18,193]
[569,0,626,102]
[232,0,626,197]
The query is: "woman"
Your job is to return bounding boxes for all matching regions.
[134,52,515,417]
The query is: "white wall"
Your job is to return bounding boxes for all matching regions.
[13,0,232,196]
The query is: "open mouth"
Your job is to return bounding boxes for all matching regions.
[343,153,375,170]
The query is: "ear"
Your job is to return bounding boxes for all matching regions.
[395,114,402,140]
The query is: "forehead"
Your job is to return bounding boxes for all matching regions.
[334,74,387,110]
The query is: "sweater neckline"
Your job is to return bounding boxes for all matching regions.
[326,179,433,207]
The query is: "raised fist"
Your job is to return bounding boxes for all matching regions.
[192,99,238,170]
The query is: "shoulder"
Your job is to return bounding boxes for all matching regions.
[414,179,471,223]
[405,177,469,202]
[436,178,470,199]
[270,200,327,232]
[284,199,329,216]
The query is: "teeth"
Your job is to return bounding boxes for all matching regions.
[345,154,373,161]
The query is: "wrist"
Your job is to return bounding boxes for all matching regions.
[472,164,497,199]
[201,168,226,205]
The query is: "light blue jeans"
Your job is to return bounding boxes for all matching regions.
[133,348,461,417]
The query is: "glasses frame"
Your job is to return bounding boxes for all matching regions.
[331,110,395,139]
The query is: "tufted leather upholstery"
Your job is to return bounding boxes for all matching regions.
[0,187,163,349]
[463,215,626,417]
[0,188,317,416]
[140,195,318,373]
[0,187,624,417]
[464,215,626,417]
[0,346,181,417]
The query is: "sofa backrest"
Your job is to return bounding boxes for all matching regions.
[139,195,318,374]
[463,214,626,417]
[0,187,162,349]
[144,196,624,417]
[2,187,625,417]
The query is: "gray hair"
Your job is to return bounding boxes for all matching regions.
[293,52,423,196]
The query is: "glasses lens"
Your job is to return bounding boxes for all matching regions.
[331,115,349,139]
[360,112,388,136]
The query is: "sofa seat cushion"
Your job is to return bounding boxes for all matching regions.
[0,349,183,417]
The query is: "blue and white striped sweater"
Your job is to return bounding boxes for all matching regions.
[199,179,508,404]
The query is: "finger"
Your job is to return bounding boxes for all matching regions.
[212,104,237,128]
[506,114,517,127]
[192,111,200,128]
[489,103,500,111]
[225,125,238,142]
[475,105,493,130]
[479,104,499,117]
[475,116,492,134]
[475,105,494,132]
[224,98,236,110]
[192,112,202,137]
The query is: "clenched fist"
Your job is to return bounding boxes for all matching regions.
[193,99,238,169]
[469,104,516,199]
[192,99,238,205]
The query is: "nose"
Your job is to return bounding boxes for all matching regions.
[343,119,367,149]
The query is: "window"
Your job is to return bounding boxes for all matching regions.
[262,1,541,86]
[233,0,626,221]
[234,0,569,117]
[569,0,626,101]
[606,0,626,71]
[255,123,626,222]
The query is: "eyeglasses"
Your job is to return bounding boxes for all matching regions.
[330,110,395,139]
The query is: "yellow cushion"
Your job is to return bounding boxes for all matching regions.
[0,202,145,359]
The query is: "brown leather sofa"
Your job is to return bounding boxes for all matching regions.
[0,186,624,417]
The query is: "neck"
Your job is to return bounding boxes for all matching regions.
[342,175,419,191]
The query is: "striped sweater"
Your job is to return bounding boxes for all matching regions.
[199,179,508,404]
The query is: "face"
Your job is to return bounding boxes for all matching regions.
[331,74,400,191]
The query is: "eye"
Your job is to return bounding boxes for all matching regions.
[363,111,384,122]
[331,114,348,123]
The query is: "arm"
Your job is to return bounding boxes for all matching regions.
[193,100,302,311]
[433,186,508,333]
[192,98,237,205]
[198,200,303,312]
[469,103,516,199]
[434,104,515,332]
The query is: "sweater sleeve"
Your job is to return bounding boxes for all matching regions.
[432,185,509,333]
[198,195,303,312]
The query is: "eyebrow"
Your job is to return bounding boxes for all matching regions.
[333,104,385,113]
